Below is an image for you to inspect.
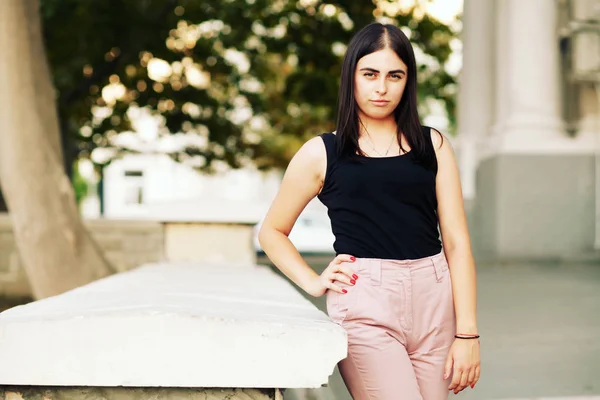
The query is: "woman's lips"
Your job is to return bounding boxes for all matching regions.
[370,100,390,106]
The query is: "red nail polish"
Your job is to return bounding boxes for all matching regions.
[352,274,358,280]
[350,256,356,261]
[342,289,347,294]
[471,384,474,389]
[350,279,356,285]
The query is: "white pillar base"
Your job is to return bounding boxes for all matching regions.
[481,127,597,159]
[457,135,480,200]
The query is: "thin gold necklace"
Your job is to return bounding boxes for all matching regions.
[364,130,396,157]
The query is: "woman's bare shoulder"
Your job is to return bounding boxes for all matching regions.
[428,126,447,152]
[297,135,328,161]
[285,135,328,181]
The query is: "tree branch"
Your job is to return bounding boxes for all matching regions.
[59,0,179,108]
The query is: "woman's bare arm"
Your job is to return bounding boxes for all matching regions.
[433,128,477,334]
[258,136,343,297]
[432,128,480,393]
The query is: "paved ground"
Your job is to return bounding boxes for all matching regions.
[258,255,600,400]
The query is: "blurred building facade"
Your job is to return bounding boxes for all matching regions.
[458,0,600,260]
[98,153,334,253]
[101,153,282,220]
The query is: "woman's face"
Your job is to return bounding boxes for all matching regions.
[354,47,408,121]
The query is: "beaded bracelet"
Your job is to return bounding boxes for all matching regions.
[455,334,480,339]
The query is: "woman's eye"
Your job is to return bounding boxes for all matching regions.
[390,74,402,80]
[364,72,375,77]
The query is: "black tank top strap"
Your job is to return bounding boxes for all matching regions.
[319,132,337,191]
[421,125,439,175]
[319,132,337,161]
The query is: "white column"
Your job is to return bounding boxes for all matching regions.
[485,0,597,154]
[492,0,509,135]
[457,0,495,200]
[505,0,562,132]
[488,0,598,156]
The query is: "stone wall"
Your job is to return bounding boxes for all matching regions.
[0,214,164,299]
[0,214,258,300]
[1,387,283,400]
[163,222,256,265]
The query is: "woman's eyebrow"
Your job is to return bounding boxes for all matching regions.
[359,67,406,75]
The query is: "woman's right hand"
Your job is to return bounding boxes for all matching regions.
[305,254,358,297]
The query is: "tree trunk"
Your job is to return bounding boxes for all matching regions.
[0,0,115,299]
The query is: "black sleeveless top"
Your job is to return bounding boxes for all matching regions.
[317,129,442,260]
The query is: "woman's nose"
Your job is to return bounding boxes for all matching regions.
[376,78,387,94]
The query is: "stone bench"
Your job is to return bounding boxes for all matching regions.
[0,261,347,399]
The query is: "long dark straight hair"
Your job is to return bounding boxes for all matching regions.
[334,22,440,173]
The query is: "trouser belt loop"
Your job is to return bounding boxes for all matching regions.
[370,260,382,286]
[432,257,443,283]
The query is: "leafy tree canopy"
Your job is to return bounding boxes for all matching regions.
[41,0,459,173]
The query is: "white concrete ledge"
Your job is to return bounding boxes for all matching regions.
[0,262,347,388]
[496,397,600,400]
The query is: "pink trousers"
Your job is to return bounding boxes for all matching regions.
[326,250,456,400]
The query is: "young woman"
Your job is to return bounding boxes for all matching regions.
[258,22,480,399]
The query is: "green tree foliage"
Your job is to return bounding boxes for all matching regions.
[41,0,458,173]
[72,162,88,205]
